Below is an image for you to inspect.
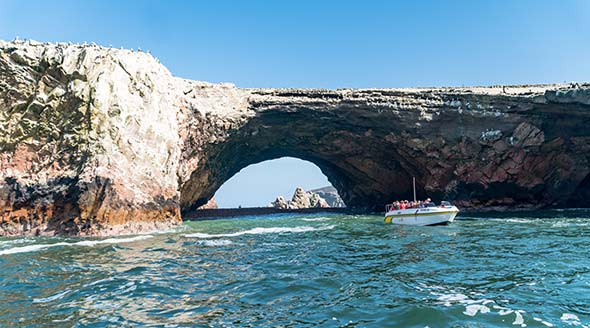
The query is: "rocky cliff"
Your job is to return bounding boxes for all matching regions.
[0,40,184,236]
[2,40,590,236]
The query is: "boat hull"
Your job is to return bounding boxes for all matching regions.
[384,206,459,226]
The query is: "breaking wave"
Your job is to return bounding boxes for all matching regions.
[0,235,153,256]
[184,225,335,239]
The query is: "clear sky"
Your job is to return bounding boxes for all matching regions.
[1,0,589,207]
[215,158,330,208]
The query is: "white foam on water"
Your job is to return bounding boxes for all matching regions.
[513,311,525,326]
[33,289,72,303]
[498,308,515,316]
[183,225,335,239]
[534,317,554,327]
[0,238,32,247]
[301,217,332,222]
[0,235,153,256]
[431,286,531,325]
[197,239,233,247]
[463,304,490,316]
[561,313,582,326]
[184,232,214,239]
[551,220,590,228]
[504,218,533,223]
[438,293,469,306]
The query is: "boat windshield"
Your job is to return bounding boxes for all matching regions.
[441,201,451,206]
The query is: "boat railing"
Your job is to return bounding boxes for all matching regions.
[386,202,449,212]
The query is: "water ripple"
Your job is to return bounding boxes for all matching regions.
[1,212,590,326]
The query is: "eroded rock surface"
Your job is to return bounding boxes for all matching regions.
[269,187,330,209]
[269,196,289,209]
[310,186,346,208]
[2,40,590,235]
[0,40,182,235]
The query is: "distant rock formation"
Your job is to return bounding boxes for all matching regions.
[310,186,346,208]
[270,196,290,209]
[2,40,590,236]
[269,187,330,209]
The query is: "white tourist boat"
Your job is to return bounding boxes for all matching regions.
[384,203,459,226]
[384,178,459,226]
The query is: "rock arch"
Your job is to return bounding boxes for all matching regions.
[178,93,420,214]
[2,41,590,236]
[178,87,590,214]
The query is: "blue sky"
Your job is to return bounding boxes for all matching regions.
[1,0,588,207]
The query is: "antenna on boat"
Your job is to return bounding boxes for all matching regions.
[413,177,417,203]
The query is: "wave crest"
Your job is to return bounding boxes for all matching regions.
[184,225,335,239]
[0,235,153,256]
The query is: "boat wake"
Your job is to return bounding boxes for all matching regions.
[0,235,153,256]
[183,225,335,239]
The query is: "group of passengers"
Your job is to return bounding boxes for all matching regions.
[390,198,435,210]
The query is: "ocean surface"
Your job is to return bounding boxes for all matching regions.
[1,210,590,327]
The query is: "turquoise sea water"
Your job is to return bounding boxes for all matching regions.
[1,210,590,327]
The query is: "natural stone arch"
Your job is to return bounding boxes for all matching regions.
[178,103,422,214]
[3,41,590,236]
[178,87,590,214]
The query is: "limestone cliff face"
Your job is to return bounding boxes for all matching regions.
[1,40,590,236]
[0,41,183,235]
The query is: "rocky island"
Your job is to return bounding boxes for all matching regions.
[1,40,590,236]
[269,186,346,209]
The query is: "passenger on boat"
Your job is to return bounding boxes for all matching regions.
[389,198,438,211]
